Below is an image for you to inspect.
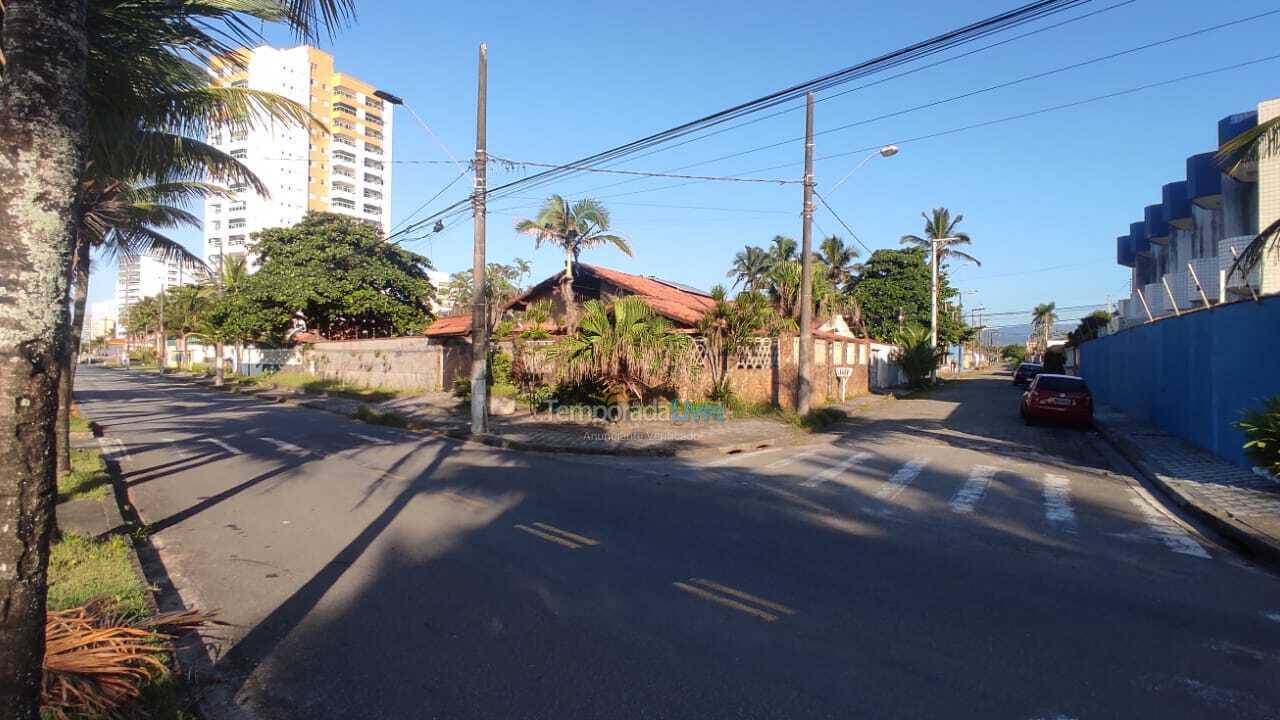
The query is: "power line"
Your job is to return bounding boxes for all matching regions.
[488,155,800,185]
[587,52,1280,201]
[478,1,1094,203]
[564,9,1280,199]
[389,168,469,235]
[812,190,872,255]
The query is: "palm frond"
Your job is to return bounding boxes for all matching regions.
[1217,115,1280,174]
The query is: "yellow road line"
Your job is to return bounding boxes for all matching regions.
[689,578,796,616]
[514,524,581,549]
[532,522,599,546]
[672,581,779,622]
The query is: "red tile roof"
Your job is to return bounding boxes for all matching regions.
[582,264,716,327]
[423,314,473,337]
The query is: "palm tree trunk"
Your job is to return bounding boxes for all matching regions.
[214,341,225,386]
[56,237,92,478]
[0,2,90,717]
[561,248,578,331]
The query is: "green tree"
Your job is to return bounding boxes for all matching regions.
[250,213,436,339]
[1000,344,1027,364]
[548,297,692,402]
[1067,310,1112,345]
[726,245,772,291]
[1031,302,1058,357]
[816,235,860,287]
[697,286,793,401]
[515,195,631,329]
[899,208,979,342]
[848,248,964,343]
[442,259,531,333]
[768,234,797,264]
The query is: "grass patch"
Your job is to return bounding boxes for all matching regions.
[725,398,848,432]
[59,448,111,502]
[254,369,417,402]
[47,532,147,617]
[69,408,93,434]
[353,406,410,429]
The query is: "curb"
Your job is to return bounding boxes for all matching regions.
[1094,418,1280,573]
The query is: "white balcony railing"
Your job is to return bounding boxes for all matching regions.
[1185,256,1219,304]
[1143,282,1165,316]
[1220,235,1261,294]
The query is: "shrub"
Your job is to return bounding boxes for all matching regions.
[353,406,410,429]
[452,376,472,399]
[800,406,848,432]
[519,384,556,411]
[1000,344,1026,364]
[491,383,518,399]
[488,350,515,387]
[891,325,944,387]
[1237,397,1280,477]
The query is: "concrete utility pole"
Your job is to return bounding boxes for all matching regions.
[157,286,165,375]
[469,43,489,433]
[797,91,815,415]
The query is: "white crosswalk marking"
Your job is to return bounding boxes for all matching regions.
[97,437,131,462]
[951,465,997,514]
[1127,496,1210,558]
[765,447,825,471]
[350,433,391,445]
[201,438,243,455]
[262,437,309,456]
[1042,474,1077,530]
[876,458,930,501]
[801,451,872,488]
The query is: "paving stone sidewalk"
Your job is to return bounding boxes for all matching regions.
[1094,408,1280,567]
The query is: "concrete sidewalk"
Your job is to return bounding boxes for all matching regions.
[1095,408,1280,568]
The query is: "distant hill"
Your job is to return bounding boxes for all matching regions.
[989,322,1074,348]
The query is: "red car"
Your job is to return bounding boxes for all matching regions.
[1020,374,1093,426]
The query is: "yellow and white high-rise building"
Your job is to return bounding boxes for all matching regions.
[203,46,394,268]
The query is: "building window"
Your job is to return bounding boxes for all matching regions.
[364,142,382,155]
[363,203,381,215]
[335,86,355,99]
[365,97,384,111]
[228,218,246,229]
[231,149,247,159]
[333,197,355,210]
[228,235,246,246]
[334,117,355,130]
[229,183,248,192]
[363,173,383,185]
[334,102,357,116]
[333,149,356,163]
[332,180,354,194]
[210,220,221,231]
[334,134,356,147]
[363,188,382,200]
[364,159,383,170]
[365,127,383,140]
[208,237,221,247]
[210,203,222,214]
[365,113,383,127]
[229,201,246,212]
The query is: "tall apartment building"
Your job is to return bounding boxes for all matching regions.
[115,251,202,329]
[203,46,394,269]
[1114,97,1280,325]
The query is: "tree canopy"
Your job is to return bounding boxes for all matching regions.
[848,247,964,344]
[250,213,436,339]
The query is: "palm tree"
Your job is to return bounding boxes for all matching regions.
[514,195,631,329]
[901,207,979,346]
[56,177,210,475]
[726,245,772,291]
[697,286,793,400]
[768,234,798,264]
[0,2,355,712]
[548,297,692,402]
[1031,302,1058,358]
[817,235,860,287]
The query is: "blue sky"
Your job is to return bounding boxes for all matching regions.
[90,0,1280,330]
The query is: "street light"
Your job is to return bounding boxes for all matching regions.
[828,145,900,196]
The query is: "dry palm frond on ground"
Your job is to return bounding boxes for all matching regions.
[42,600,217,720]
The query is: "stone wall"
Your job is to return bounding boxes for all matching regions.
[306,337,444,391]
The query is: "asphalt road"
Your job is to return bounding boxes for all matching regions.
[75,366,1280,720]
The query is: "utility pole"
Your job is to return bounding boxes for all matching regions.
[797,91,815,415]
[157,285,165,375]
[469,43,489,434]
[929,237,939,380]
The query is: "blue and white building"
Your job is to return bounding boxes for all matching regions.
[1115,98,1280,324]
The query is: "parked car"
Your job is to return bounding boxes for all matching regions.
[1012,362,1043,386]
[1020,374,1093,426]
